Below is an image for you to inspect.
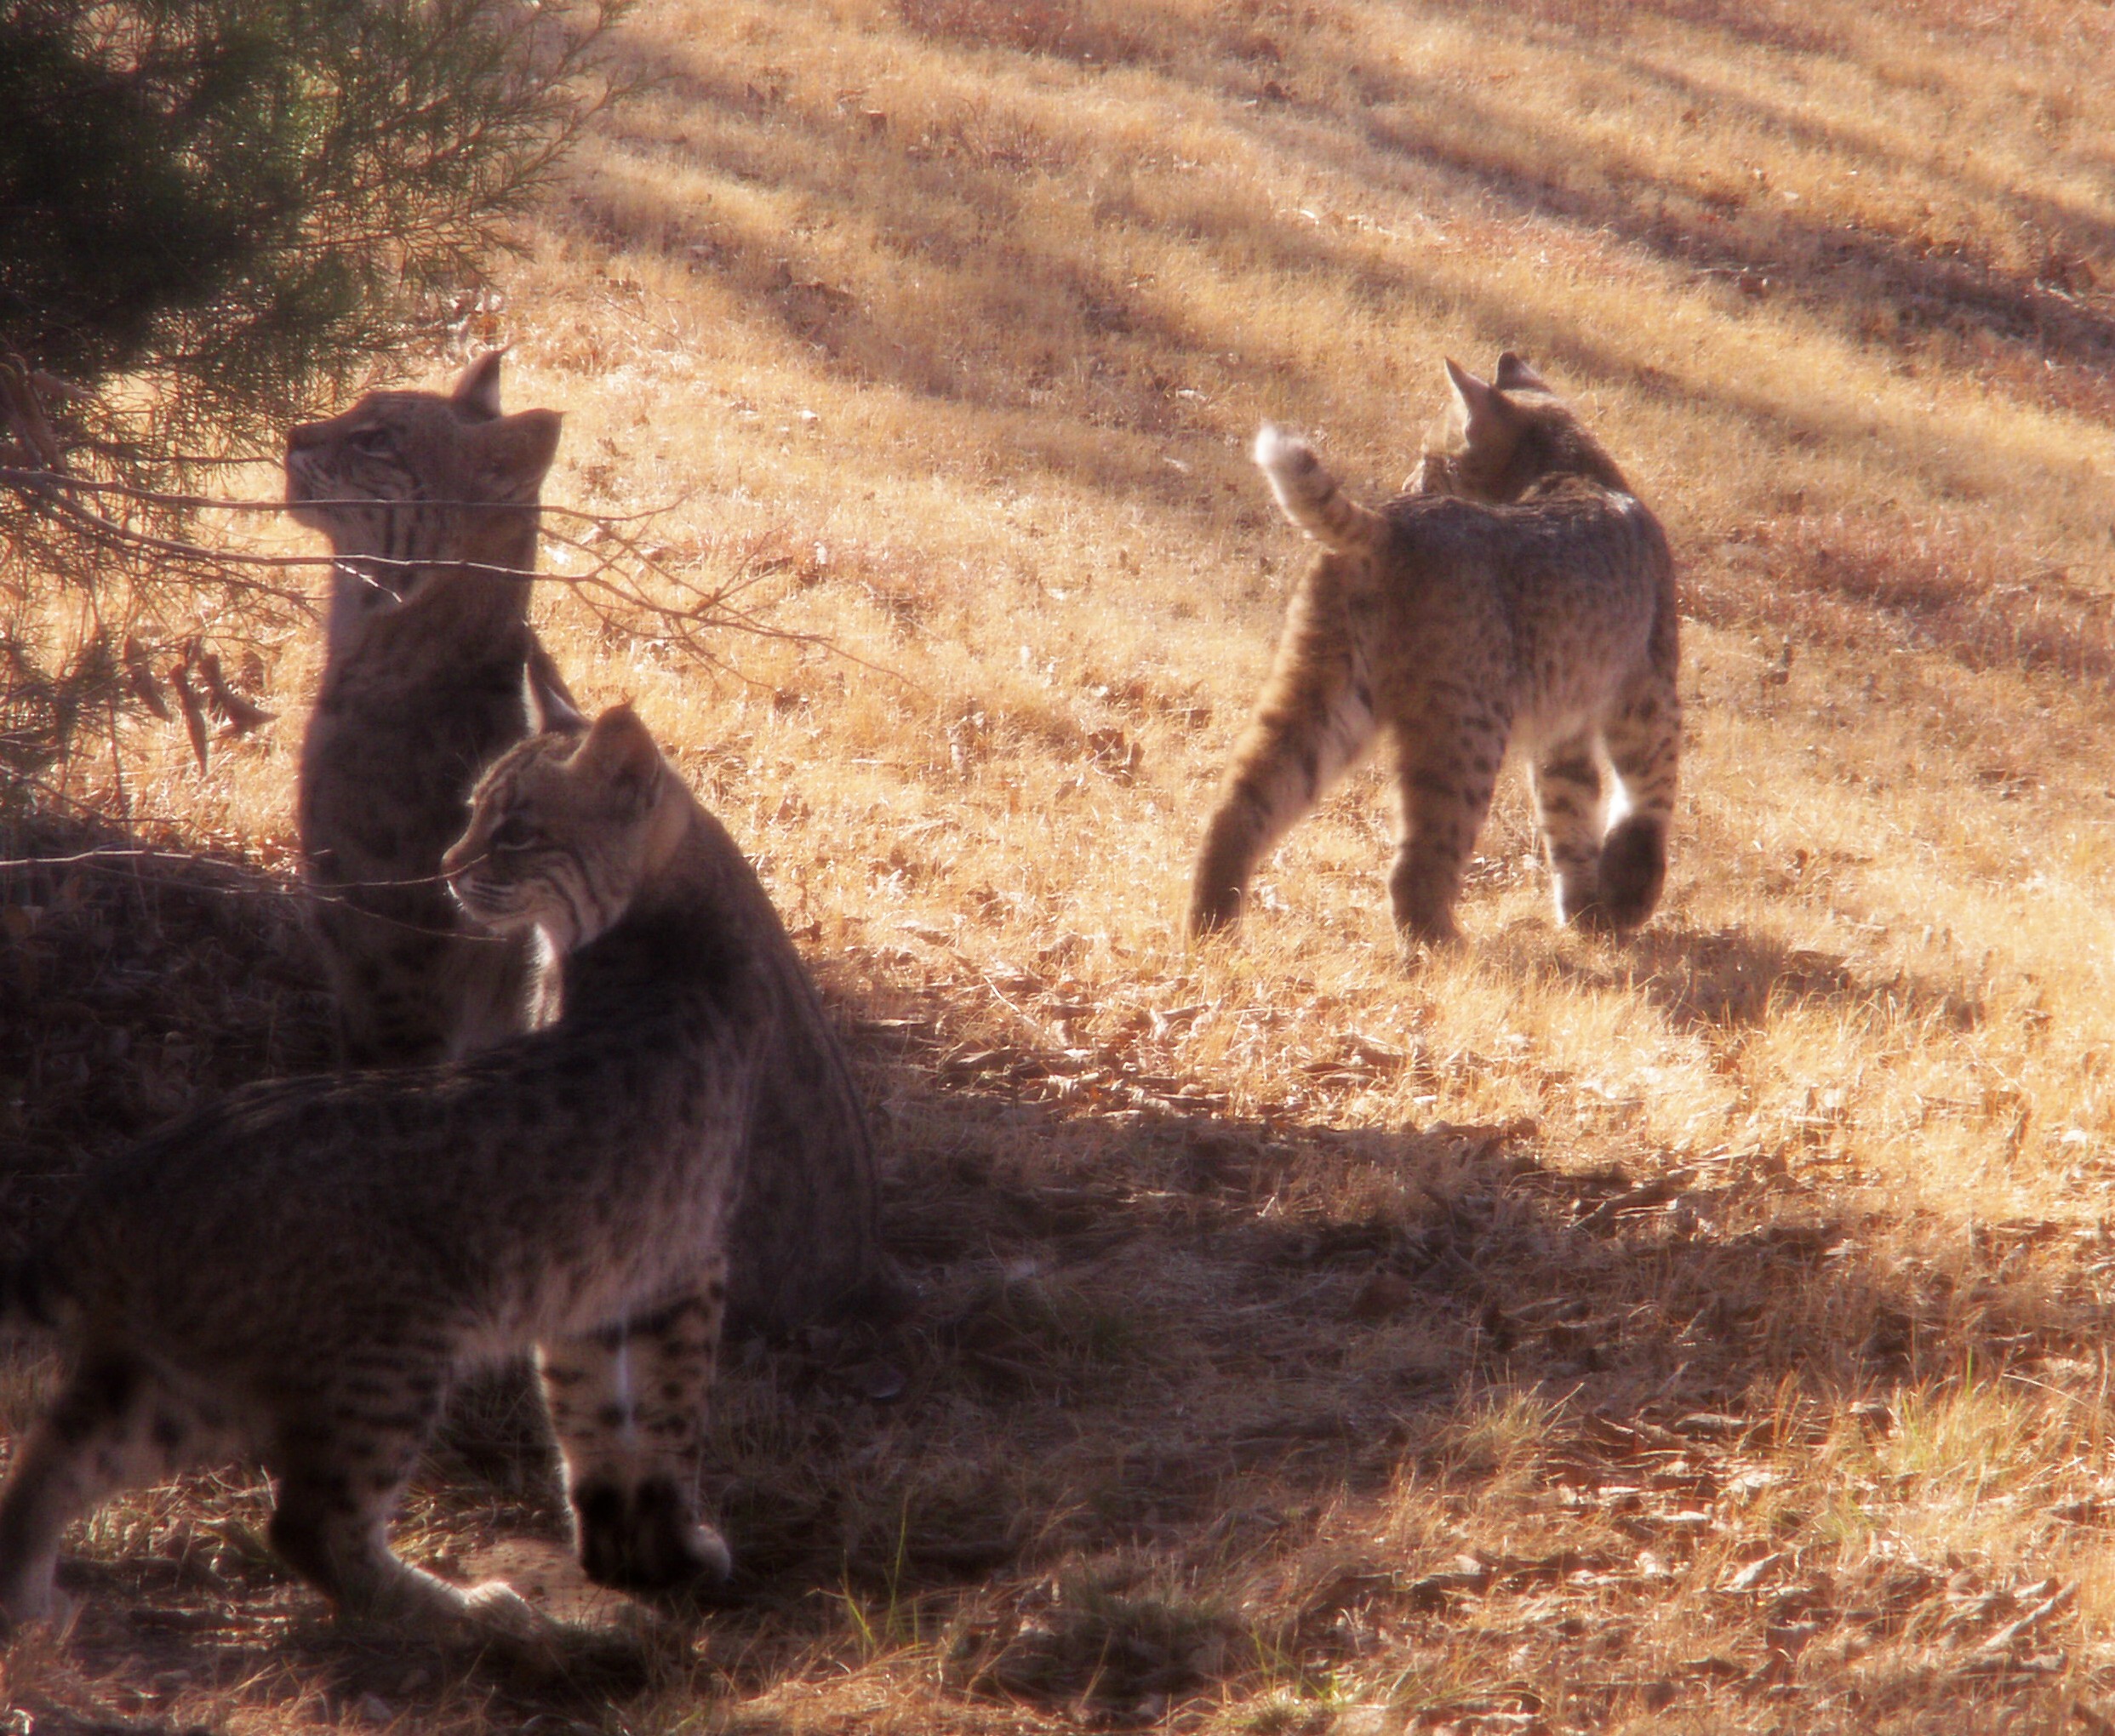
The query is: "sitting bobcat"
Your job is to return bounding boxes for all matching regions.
[0,705,786,1649]
[1189,354,1680,947]
[287,357,881,1335]
[289,349,568,1066]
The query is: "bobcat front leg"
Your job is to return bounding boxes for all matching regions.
[266,1360,559,1658]
[1592,667,1680,932]
[538,1262,731,1596]
[1529,732,1608,928]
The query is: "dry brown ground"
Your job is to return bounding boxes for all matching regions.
[7,1,2115,1732]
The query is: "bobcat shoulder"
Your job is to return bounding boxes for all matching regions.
[1191,355,1680,949]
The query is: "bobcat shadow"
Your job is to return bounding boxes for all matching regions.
[0,819,2082,1730]
[678,978,2106,1718]
[1541,917,1985,1035]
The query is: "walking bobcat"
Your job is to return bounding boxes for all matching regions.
[1190,355,1680,946]
[0,706,778,1649]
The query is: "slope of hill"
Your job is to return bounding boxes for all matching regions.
[6,2,2115,1731]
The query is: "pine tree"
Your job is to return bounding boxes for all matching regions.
[0,0,620,786]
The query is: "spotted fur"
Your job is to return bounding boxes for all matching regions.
[288,351,569,1066]
[0,708,771,1649]
[1192,355,1681,947]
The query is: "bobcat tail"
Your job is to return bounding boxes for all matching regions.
[1253,426,1387,556]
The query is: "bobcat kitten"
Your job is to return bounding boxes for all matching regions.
[1190,354,1680,947]
[0,707,774,1648]
[289,350,569,1065]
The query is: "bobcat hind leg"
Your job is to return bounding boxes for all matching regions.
[1387,707,1507,947]
[0,1355,216,1631]
[1593,675,1680,932]
[1189,586,1376,934]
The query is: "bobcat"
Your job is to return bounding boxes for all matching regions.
[288,357,882,1336]
[0,705,785,1650]
[288,349,567,1066]
[1190,354,1680,947]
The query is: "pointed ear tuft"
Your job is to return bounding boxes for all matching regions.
[579,704,665,817]
[524,646,589,737]
[454,350,507,420]
[1444,357,1489,411]
[1493,351,1548,393]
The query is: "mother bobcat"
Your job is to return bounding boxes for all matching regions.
[288,354,884,1335]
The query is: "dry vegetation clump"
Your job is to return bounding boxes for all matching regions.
[6,0,2115,1733]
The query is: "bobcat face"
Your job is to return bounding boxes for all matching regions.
[284,351,562,620]
[443,705,669,952]
[1407,353,1631,503]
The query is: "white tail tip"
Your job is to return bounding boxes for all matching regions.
[1253,423,1306,474]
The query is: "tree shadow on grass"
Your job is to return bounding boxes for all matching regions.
[2,822,2101,1730]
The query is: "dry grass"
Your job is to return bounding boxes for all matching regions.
[7,0,2115,1730]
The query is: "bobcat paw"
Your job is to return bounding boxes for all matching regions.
[574,1474,733,1595]
[1186,888,1242,936]
[463,1579,559,1645]
[1592,817,1666,930]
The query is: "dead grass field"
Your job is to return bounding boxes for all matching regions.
[7,0,2115,1731]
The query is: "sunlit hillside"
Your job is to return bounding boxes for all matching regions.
[7,2,2115,1732]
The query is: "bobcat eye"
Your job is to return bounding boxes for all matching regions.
[348,425,397,458]
[489,813,537,852]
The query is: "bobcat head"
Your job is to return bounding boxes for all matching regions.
[443,702,672,954]
[285,352,562,642]
[1408,353,1632,502]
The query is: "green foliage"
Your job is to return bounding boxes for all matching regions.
[0,0,621,446]
[0,0,622,794]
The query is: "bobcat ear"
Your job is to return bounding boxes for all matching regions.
[579,704,664,817]
[473,408,563,500]
[523,646,588,737]
[1444,357,1513,443]
[1493,351,1547,394]
[454,349,507,420]
[1444,357,1493,414]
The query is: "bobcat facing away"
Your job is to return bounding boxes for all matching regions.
[0,706,777,1651]
[289,357,882,1339]
[1189,354,1680,948]
[289,350,568,1067]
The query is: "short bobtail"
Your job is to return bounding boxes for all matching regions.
[1252,425,1388,556]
